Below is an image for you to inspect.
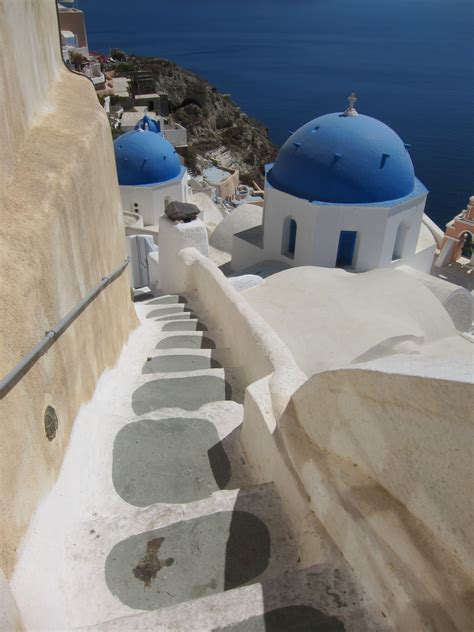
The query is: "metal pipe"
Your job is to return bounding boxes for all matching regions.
[0,257,130,399]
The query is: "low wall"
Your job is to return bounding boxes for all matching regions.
[174,248,473,630]
[176,248,305,416]
[293,369,473,581]
[397,265,473,332]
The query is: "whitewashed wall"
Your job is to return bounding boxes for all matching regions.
[232,182,431,273]
[119,174,187,225]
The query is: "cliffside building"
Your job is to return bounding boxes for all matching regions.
[436,195,474,267]
[114,123,189,226]
[58,2,89,59]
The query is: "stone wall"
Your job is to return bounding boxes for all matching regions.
[0,0,136,585]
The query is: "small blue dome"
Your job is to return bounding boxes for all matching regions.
[114,130,182,186]
[268,113,416,204]
[134,114,161,133]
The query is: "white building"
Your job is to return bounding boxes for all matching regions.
[120,112,188,149]
[114,125,189,226]
[232,98,437,273]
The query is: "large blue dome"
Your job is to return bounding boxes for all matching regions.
[268,113,416,204]
[114,130,182,186]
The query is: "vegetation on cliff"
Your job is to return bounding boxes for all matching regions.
[114,55,277,186]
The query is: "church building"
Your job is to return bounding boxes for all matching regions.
[232,95,437,273]
[114,115,189,226]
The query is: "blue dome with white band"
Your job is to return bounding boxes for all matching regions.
[268,108,416,204]
[114,129,181,186]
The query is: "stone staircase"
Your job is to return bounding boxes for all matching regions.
[12,294,391,631]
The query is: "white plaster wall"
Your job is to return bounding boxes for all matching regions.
[382,197,427,267]
[164,126,187,147]
[397,265,473,331]
[119,175,186,226]
[394,223,437,273]
[262,185,390,271]
[242,266,467,376]
[246,184,429,272]
[173,249,472,629]
[175,248,305,409]
[158,219,209,294]
[293,367,473,580]
[211,204,262,253]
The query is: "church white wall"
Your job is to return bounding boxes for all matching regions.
[119,174,186,226]
[261,186,391,271]
[233,183,430,273]
[381,196,427,267]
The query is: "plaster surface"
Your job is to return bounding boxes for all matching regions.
[210,204,263,253]
[11,295,388,631]
[0,1,136,579]
[170,248,472,629]
[241,266,471,376]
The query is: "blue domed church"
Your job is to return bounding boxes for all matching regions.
[232,95,436,273]
[114,120,188,226]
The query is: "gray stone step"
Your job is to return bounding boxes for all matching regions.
[112,416,236,507]
[146,347,236,368]
[159,319,208,332]
[145,295,187,306]
[142,354,222,374]
[156,333,217,350]
[131,374,232,415]
[146,305,192,319]
[85,562,391,631]
[156,312,196,321]
[104,483,298,614]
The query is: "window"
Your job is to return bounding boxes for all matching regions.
[281,217,297,258]
[336,230,357,268]
[392,222,408,261]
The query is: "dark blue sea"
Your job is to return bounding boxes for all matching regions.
[80,0,473,227]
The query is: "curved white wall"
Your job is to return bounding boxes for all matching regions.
[0,0,136,581]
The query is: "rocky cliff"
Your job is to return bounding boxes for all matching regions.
[116,56,277,186]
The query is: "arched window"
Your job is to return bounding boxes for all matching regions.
[460,232,473,259]
[392,222,409,261]
[281,217,297,258]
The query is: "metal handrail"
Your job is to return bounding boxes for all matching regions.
[0,257,130,399]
